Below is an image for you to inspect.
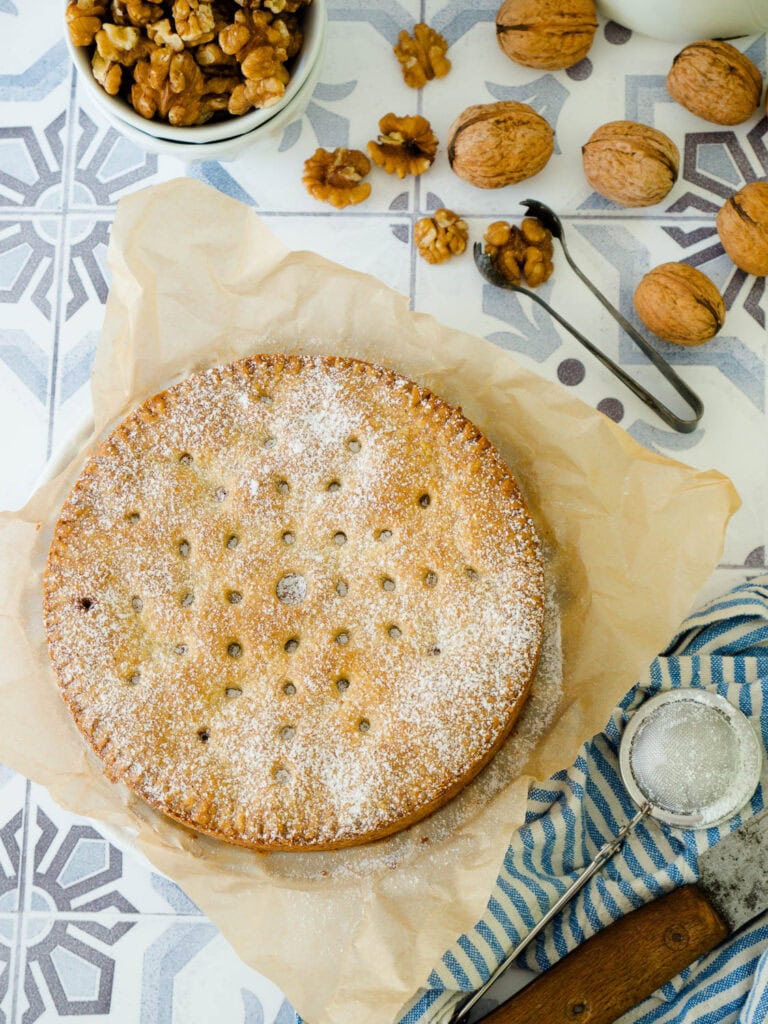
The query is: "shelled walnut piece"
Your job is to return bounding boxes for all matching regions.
[66,0,107,45]
[394,22,451,88]
[414,209,468,264]
[218,5,296,115]
[303,148,372,208]
[65,0,310,126]
[667,40,762,126]
[484,219,554,287]
[368,114,439,178]
[634,263,725,346]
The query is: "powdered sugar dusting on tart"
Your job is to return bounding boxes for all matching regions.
[43,354,545,851]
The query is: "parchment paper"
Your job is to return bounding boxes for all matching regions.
[0,179,738,1024]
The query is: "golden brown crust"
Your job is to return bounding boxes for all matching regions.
[43,354,544,850]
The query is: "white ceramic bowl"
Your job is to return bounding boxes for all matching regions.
[596,0,768,41]
[66,0,326,145]
[85,25,325,161]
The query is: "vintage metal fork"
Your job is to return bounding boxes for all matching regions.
[473,199,704,433]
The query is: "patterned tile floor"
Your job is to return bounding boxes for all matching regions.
[0,0,766,1020]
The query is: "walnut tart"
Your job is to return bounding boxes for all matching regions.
[43,355,544,851]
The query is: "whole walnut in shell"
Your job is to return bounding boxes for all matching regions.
[716,181,768,276]
[634,263,725,346]
[667,40,762,126]
[447,101,554,189]
[582,121,679,207]
[496,0,597,70]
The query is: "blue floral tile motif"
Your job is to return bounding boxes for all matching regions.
[0,812,22,914]
[66,218,110,319]
[72,109,158,208]
[427,0,497,44]
[17,810,138,1020]
[31,810,137,914]
[0,116,66,209]
[280,80,359,151]
[21,918,134,1023]
[0,43,69,104]
[327,0,417,43]
[0,219,59,320]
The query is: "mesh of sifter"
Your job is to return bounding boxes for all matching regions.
[622,691,762,829]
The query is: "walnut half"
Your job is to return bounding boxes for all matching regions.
[303,148,372,208]
[414,209,468,264]
[394,22,451,89]
[368,114,438,179]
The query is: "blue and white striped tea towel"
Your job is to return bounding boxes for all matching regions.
[398,576,768,1024]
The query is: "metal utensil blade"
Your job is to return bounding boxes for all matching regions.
[698,808,768,932]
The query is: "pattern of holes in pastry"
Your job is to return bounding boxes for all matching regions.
[43,355,544,851]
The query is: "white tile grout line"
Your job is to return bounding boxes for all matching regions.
[406,0,427,312]
[45,67,80,463]
[9,779,31,1024]
[0,208,722,221]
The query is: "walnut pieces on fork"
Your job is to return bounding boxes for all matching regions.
[483,218,555,287]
